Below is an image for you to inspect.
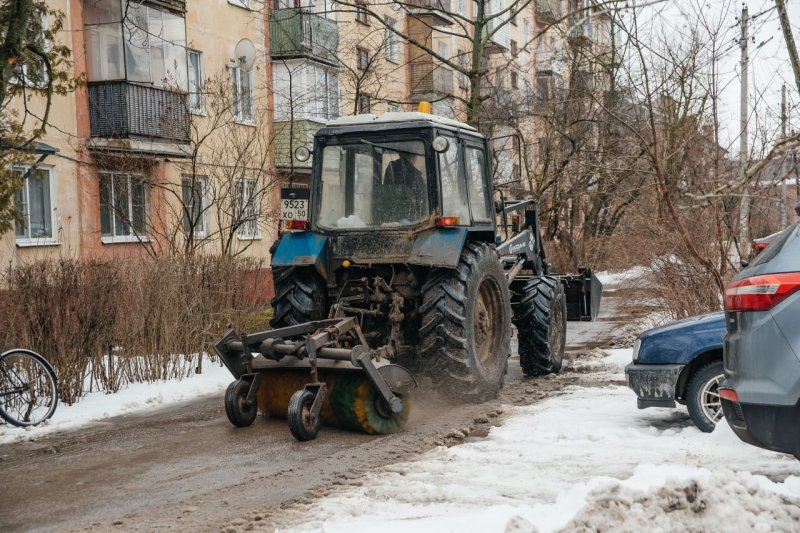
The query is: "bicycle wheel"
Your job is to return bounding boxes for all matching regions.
[0,349,58,427]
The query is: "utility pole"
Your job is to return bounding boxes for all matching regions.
[781,83,789,227]
[738,3,750,257]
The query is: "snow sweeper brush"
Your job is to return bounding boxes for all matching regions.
[213,317,416,441]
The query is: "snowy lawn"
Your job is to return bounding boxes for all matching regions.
[279,349,800,532]
[0,355,231,445]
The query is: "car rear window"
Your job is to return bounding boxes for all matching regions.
[748,219,800,269]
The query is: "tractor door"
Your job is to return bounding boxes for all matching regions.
[436,134,494,230]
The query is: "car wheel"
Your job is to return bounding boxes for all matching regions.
[686,361,725,433]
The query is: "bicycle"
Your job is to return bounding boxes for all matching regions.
[0,349,58,427]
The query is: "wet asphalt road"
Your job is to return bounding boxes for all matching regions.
[0,288,627,532]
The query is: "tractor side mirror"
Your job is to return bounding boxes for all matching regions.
[494,199,504,214]
[795,200,800,217]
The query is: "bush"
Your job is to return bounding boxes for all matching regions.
[0,256,269,404]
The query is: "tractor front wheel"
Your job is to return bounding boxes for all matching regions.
[419,242,511,402]
[511,276,567,376]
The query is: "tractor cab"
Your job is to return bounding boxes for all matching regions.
[290,112,495,238]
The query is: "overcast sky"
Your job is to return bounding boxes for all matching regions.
[618,0,800,158]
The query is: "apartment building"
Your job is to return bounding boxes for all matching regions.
[4,0,275,266]
[4,0,611,267]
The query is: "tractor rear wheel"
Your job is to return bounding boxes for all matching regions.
[419,242,511,402]
[269,266,326,329]
[511,276,567,376]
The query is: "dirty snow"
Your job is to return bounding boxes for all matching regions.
[595,266,648,287]
[276,349,800,533]
[0,354,230,444]
[336,214,367,228]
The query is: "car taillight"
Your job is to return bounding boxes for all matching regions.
[719,387,739,403]
[435,216,461,227]
[724,273,800,312]
[284,220,308,231]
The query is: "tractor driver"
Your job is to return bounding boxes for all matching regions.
[377,151,427,223]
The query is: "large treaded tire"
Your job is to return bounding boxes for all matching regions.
[511,276,567,377]
[419,242,512,402]
[269,266,326,329]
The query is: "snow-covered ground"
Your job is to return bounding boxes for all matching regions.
[277,349,800,532]
[0,355,231,445]
[3,289,798,531]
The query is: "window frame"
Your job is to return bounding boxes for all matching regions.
[355,1,369,25]
[384,17,400,63]
[99,171,150,244]
[187,49,205,114]
[231,64,256,124]
[357,94,371,114]
[236,178,261,240]
[14,166,57,246]
[356,47,370,71]
[182,176,210,238]
[228,0,251,9]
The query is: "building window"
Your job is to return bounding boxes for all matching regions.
[457,49,468,89]
[182,176,209,237]
[355,0,369,24]
[356,47,369,71]
[510,40,518,56]
[384,17,400,62]
[387,103,400,113]
[523,19,532,45]
[312,65,340,119]
[84,0,188,90]
[510,71,518,89]
[187,50,204,113]
[357,94,371,114]
[14,167,53,242]
[236,179,260,239]
[99,172,148,242]
[232,65,254,123]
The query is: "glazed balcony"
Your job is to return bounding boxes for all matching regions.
[270,8,338,66]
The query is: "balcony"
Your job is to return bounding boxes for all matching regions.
[536,0,563,24]
[270,8,338,66]
[409,62,454,98]
[406,0,452,26]
[88,81,190,144]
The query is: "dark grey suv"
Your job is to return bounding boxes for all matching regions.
[720,219,800,457]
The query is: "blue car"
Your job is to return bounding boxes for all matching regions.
[625,312,726,432]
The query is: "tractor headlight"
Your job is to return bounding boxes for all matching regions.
[432,136,449,153]
[294,146,311,162]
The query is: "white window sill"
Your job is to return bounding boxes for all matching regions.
[234,118,257,127]
[190,107,206,116]
[237,234,262,241]
[16,239,61,248]
[101,235,151,244]
[227,0,250,10]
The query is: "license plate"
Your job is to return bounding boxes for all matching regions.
[281,199,308,221]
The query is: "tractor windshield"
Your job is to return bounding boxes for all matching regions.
[317,140,430,229]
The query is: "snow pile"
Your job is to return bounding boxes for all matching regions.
[0,354,230,445]
[278,351,798,533]
[595,266,648,287]
[566,468,800,532]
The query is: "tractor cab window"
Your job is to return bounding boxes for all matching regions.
[438,137,470,223]
[318,140,429,229]
[465,146,491,222]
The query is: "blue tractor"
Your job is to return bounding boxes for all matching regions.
[214,111,601,441]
